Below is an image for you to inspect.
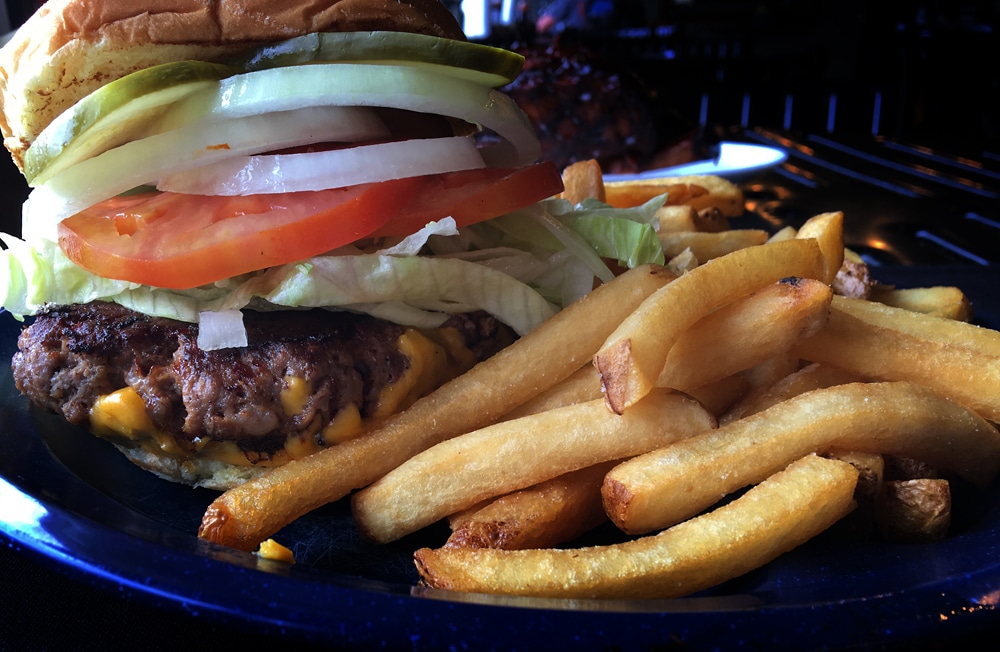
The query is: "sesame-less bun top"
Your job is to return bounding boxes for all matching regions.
[0,0,465,171]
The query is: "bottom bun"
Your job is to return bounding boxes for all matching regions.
[114,442,269,490]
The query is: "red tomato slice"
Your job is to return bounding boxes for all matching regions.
[57,163,564,290]
[370,161,564,238]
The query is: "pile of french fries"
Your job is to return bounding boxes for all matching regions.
[199,163,1000,600]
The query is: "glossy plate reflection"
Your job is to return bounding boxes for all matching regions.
[603,142,788,184]
[1,265,1000,650]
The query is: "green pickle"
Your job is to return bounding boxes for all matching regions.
[232,31,524,87]
[27,32,525,186]
[25,60,235,185]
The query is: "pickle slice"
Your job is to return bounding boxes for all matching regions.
[26,33,524,186]
[25,60,236,185]
[233,31,524,88]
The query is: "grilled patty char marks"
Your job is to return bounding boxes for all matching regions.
[12,302,509,459]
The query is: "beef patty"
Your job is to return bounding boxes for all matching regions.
[12,301,512,461]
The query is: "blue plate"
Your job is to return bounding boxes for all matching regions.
[2,265,1000,649]
[603,142,788,184]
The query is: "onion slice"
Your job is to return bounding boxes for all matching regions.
[157,136,485,195]
[24,105,388,241]
[181,63,539,169]
[197,309,248,351]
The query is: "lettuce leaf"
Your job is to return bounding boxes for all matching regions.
[0,235,557,336]
[0,194,668,346]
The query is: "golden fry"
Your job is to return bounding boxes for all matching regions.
[825,449,885,504]
[876,478,951,543]
[603,175,744,217]
[868,285,973,322]
[832,254,873,299]
[795,295,1000,421]
[500,364,600,420]
[444,461,616,550]
[658,229,769,261]
[721,362,861,424]
[767,225,797,243]
[693,207,731,233]
[352,390,714,544]
[516,278,830,415]
[594,238,826,414]
[795,212,844,285]
[198,264,676,551]
[656,205,698,233]
[414,455,857,599]
[560,159,605,204]
[603,382,1000,535]
[738,352,801,394]
[658,278,830,393]
[685,375,751,417]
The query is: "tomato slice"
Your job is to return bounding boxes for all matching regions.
[57,163,564,290]
[370,161,564,237]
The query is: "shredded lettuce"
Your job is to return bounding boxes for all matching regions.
[0,193,671,345]
[0,236,557,336]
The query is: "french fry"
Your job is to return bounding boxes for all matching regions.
[876,478,951,543]
[658,278,831,393]
[868,285,973,322]
[656,205,698,233]
[832,252,873,299]
[414,455,858,599]
[693,207,730,233]
[198,264,676,551]
[713,353,804,425]
[560,159,605,204]
[508,277,831,419]
[658,229,769,261]
[795,212,844,285]
[794,295,1000,422]
[499,364,600,420]
[685,374,751,417]
[352,389,715,544]
[721,362,861,424]
[444,461,616,550]
[737,351,802,394]
[822,448,885,536]
[603,175,744,217]
[767,225,797,243]
[594,238,826,414]
[884,454,942,481]
[602,382,1000,535]
[825,449,884,504]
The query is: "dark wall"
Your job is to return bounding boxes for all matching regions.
[500,1,1000,152]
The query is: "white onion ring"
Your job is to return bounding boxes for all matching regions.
[24,106,388,241]
[196,63,539,168]
[157,136,485,195]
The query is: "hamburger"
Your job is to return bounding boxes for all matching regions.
[0,0,669,490]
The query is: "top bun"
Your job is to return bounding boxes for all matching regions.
[0,0,465,172]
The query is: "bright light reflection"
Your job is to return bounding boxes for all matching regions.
[979,589,1000,606]
[0,477,58,548]
[461,0,488,39]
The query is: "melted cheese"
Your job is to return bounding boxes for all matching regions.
[87,327,478,468]
[281,375,312,416]
[372,328,457,419]
[321,403,363,445]
[256,538,295,564]
[90,388,187,457]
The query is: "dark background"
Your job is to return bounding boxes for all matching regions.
[1,1,999,649]
[494,0,999,153]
